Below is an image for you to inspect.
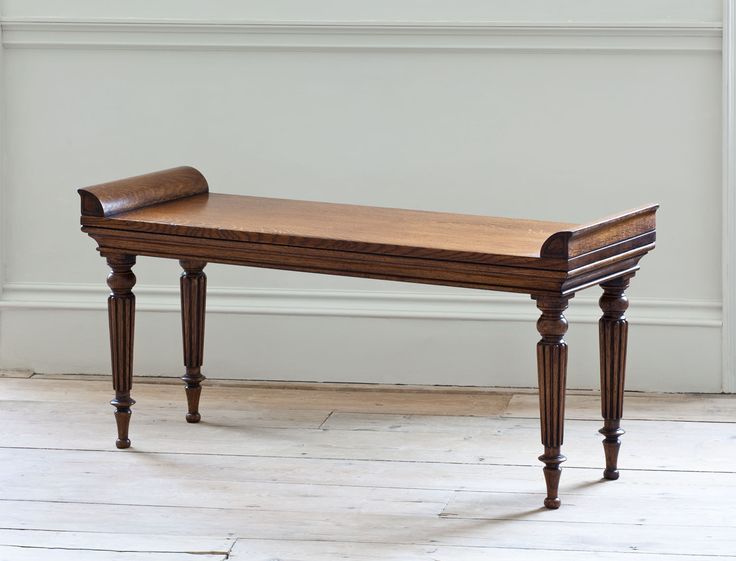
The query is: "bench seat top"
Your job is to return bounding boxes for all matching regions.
[79,167,657,292]
[85,191,579,261]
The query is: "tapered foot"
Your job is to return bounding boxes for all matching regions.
[603,468,620,481]
[544,497,561,509]
[185,384,202,423]
[600,421,625,479]
[114,409,132,448]
[111,395,135,449]
[540,453,566,509]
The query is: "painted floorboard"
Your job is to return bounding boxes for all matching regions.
[0,377,734,559]
[229,539,736,561]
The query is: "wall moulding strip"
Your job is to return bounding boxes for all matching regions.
[0,282,722,327]
[0,19,723,51]
[0,24,4,301]
[723,0,736,393]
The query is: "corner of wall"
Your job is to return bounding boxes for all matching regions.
[0,6,6,301]
[723,0,736,393]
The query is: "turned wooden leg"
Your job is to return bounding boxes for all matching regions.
[599,275,631,480]
[106,254,137,449]
[180,260,207,423]
[534,295,570,509]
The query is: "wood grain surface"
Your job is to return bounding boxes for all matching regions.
[79,167,657,280]
[86,192,577,261]
[78,166,208,217]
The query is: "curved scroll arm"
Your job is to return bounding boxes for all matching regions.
[540,204,658,259]
[78,166,209,217]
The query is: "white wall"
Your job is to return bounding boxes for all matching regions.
[0,1,727,391]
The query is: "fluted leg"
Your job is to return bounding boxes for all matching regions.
[106,254,137,449]
[534,295,570,509]
[599,276,631,480]
[180,260,207,423]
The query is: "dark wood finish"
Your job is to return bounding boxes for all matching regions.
[82,192,576,264]
[180,260,207,423]
[105,253,137,449]
[599,275,632,480]
[80,192,657,277]
[541,206,656,259]
[78,166,658,509]
[533,295,570,509]
[79,167,208,218]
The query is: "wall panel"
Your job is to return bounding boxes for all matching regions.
[0,3,725,391]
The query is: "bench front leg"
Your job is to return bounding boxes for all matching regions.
[534,294,570,509]
[599,275,631,480]
[180,260,207,423]
[106,254,137,449]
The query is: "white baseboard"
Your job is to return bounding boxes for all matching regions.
[0,282,723,392]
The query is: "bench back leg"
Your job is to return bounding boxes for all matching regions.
[598,275,632,481]
[180,260,207,423]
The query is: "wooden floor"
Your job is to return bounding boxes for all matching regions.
[1,372,735,560]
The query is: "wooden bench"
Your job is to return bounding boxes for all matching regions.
[78,166,657,509]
